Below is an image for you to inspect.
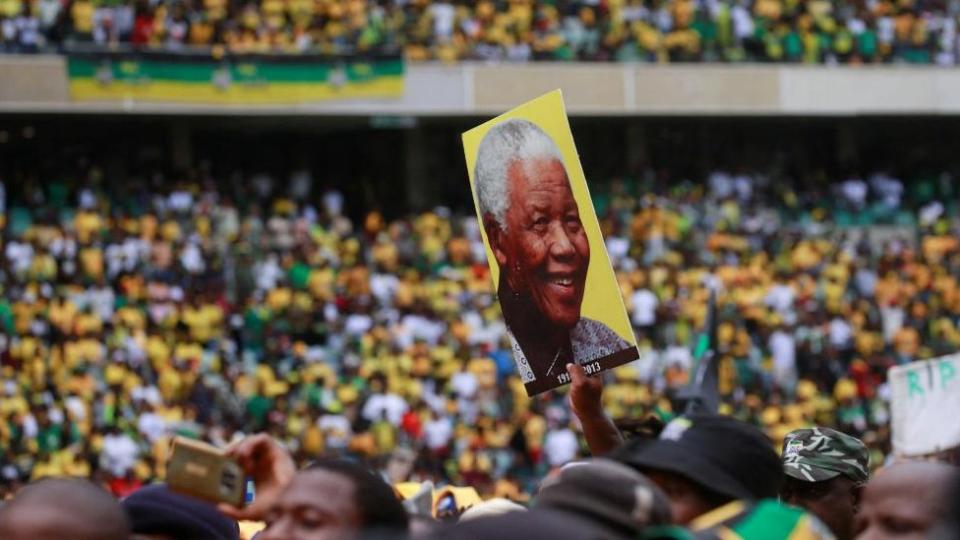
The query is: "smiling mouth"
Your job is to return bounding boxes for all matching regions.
[551,277,574,287]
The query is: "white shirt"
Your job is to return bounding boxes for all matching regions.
[768,331,796,379]
[829,318,853,349]
[543,428,578,467]
[423,417,453,450]
[450,371,478,400]
[708,171,733,199]
[318,415,352,449]
[137,412,168,443]
[429,2,455,39]
[631,289,658,327]
[881,306,905,344]
[841,179,867,207]
[101,433,139,476]
[663,345,693,370]
[362,393,409,426]
[370,273,400,305]
[344,314,373,337]
[765,283,795,315]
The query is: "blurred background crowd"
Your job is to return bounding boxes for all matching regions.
[3,0,960,62]
[1,150,958,501]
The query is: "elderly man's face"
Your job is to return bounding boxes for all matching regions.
[495,157,589,329]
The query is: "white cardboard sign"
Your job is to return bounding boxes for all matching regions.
[889,354,960,456]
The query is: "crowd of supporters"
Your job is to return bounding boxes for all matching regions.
[0,163,958,504]
[2,0,960,63]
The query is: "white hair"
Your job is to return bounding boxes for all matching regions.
[474,118,563,231]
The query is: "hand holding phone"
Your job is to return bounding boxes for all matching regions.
[166,437,246,508]
[216,434,297,522]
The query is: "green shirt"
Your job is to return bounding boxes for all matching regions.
[645,499,834,539]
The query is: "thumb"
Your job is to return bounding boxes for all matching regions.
[567,363,587,385]
[217,503,246,521]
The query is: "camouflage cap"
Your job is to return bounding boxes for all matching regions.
[781,427,870,483]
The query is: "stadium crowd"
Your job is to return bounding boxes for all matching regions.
[0,158,958,539]
[2,0,960,63]
[0,163,958,506]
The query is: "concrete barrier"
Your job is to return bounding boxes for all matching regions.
[1,55,958,116]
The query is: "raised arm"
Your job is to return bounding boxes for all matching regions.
[567,363,624,456]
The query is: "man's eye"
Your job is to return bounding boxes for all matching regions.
[300,518,323,529]
[298,511,329,529]
[883,517,920,535]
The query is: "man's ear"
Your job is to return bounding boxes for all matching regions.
[851,483,864,511]
[483,213,509,268]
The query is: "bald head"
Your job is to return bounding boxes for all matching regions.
[855,462,958,540]
[0,478,130,540]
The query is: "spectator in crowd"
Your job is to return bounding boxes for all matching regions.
[4,0,960,63]
[256,459,410,540]
[0,155,958,504]
[780,427,870,540]
[0,478,131,540]
[611,414,783,526]
[437,506,611,539]
[535,458,672,538]
[122,483,240,540]
[218,433,409,539]
[855,462,959,540]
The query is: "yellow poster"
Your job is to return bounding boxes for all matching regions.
[462,90,638,396]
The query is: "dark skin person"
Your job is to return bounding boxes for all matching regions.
[258,469,363,540]
[855,462,957,540]
[218,433,297,522]
[643,470,727,525]
[781,475,861,540]
[567,363,623,456]
[0,478,130,540]
[567,365,728,525]
[485,158,590,379]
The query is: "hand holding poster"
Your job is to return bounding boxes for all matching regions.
[889,354,960,457]
[462,90,639,396]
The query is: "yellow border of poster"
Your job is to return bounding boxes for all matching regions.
[462,89,637,394]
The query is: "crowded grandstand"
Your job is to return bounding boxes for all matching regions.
[1,0,958,62]
[1,123,958,504]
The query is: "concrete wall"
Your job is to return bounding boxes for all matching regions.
[1,55,958,116]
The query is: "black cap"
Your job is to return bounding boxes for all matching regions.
[613,414,782,501]
[122,484,240,540]
[536,459,672,539]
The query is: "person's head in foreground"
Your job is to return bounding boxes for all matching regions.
[458,498,526,522]
[259,458,409,540]
[855,461,958,540]
[122,483,240,540]
[612,414,782,525]
[0,477,131,540]
[437,506,611,540]
[474,118,628,386]
[779,427,870,540]
[535,458,672,539]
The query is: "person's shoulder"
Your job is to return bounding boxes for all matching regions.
[689,500,835,540]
